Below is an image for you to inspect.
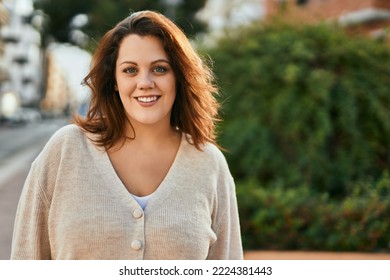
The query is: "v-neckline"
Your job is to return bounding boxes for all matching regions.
[98,133,185,211]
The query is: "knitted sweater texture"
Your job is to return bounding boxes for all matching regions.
[11,125,243,260]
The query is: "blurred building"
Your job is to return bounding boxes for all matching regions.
[40,50,73,116]
[265,0,390,41]
[0,0,43,119]
[41,43,91,117]
[197,0,265,41]
[0,0,10,89]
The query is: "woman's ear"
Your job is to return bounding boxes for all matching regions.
[114,84,118,92]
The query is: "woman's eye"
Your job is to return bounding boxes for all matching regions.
[154,66,167,73]
[124,67,137,74]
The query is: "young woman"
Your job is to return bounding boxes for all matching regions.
[11,10,243,260]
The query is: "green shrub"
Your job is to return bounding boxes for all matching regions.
[208,21,390,196]
[237,173,390,251]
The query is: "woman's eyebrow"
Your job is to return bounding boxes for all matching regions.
[119,60,137,66]
[151,59,170,64]
[119,59,170,66]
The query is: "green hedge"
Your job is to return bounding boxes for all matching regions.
[237,173,390,252]
[207,21,390,196]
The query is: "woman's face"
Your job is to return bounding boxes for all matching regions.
[115,34,176,129]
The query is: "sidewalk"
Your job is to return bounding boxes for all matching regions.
[244,251,390,260]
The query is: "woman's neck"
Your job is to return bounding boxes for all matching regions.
[123,119,180,150]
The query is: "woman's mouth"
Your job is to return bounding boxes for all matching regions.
[135,95,160,106]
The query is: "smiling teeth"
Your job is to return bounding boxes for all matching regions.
[137,96,158,103]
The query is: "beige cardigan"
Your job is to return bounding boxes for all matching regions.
[11,125,243,260]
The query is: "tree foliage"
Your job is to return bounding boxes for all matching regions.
[208,21,390,196]
[237,174,390,251]
[34,0,207,47]
[34,0,91,44]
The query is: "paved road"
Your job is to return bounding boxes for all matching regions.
[0,119,67,259]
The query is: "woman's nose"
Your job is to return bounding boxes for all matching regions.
[137,72,155,90]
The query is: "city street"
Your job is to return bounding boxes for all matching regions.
[0,118,67,259]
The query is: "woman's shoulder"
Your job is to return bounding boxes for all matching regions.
[50,123,90,143]
[40,124,88,155]
[51,123,84,138]
[202,142,226,161]
[182,134,228,168]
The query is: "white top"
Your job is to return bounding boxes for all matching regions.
[131,193,154,210]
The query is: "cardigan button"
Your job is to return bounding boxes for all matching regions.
[131,240,142,250]
[132,208,143,219]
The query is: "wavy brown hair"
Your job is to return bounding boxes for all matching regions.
[74,10,220,150]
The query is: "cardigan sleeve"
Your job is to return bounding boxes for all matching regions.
[10,160,52,260]
[207,158,243,260]
[10,125,69,260]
